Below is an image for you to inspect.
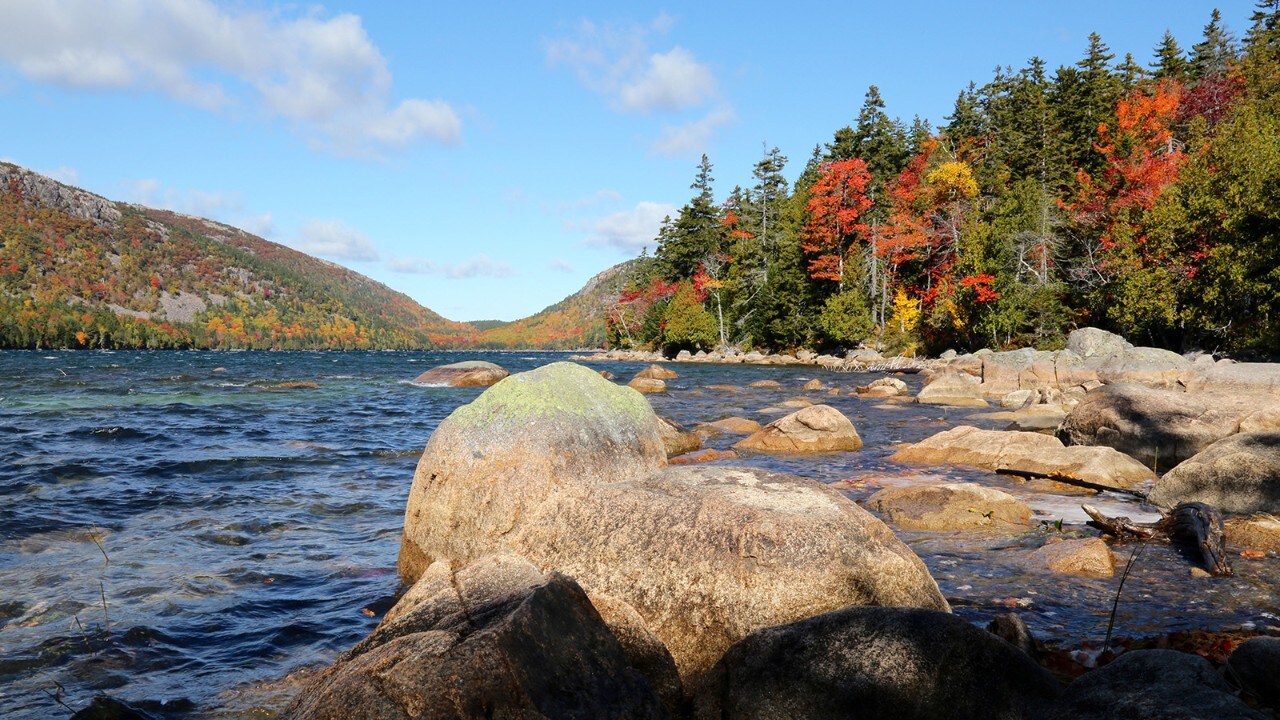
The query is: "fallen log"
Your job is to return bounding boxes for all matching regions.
[1082,501,1232,577]
[995,467,1147,499]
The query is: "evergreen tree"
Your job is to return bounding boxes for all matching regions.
[653,154,724,281]
[1117,52,1146,88]
[1190,9,1239,79]
[1243,0,1280,111]
[944,82,985,146]
[1152,30,1190,82]
[1054,34,1120,176]
[828,86,909,187]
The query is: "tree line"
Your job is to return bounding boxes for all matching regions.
[608,4,1280,358]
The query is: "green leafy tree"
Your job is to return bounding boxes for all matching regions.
[662,281,716,351]
[819,289,874,346]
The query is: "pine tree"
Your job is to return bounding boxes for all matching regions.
[1242,0,1280,110]
[1152,30,1190,82]
[1117,52,1146,88]
[1190,9,1239,80]
[654,155,725,281]
[828,86,909,186]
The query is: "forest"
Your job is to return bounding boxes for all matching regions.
[608,5,1280,358]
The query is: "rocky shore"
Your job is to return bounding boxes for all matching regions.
[269,333,1280,719]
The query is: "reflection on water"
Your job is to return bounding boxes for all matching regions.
[0,351,1275,717]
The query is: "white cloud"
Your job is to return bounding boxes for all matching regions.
[40,165,81,185]
[123,178,238,218]
[386,254,514,279]
[652,105,736,157]
[549,259,574,273]
[293,219,380,262]
[586,201,676,253]
[618,48,716,113]
[238,213,276,239]
[0,1,460,154]
[546,17,720,115]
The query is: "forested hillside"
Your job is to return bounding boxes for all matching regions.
[472,259,642,349]
[0,164,474,349]
[610,5,1280,357]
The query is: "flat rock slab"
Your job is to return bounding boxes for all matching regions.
[890,425,1153,489]
[866,482,1033,533]
[695,417,762,437]
[412,360,509,387]
[734,404,862,454]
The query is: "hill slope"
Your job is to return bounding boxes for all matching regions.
[0,163,473,349]
[471,259,644,349]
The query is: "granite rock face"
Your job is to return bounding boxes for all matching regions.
[412,360,510,387]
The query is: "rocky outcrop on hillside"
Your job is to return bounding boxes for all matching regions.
[1,162,122,225]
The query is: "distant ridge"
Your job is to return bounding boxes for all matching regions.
[469,259,643,350]
[0,163,474,349]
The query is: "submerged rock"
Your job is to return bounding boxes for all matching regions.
[1054,649,1266,719]
[1148,432,1280,514]
[694,416,761,437]
[286,552,667,720]
[412,360,509,387]
[733,404,862,454]
[692,606,1061,720]
[399,362,666,578]
[866,483,1033,533]
[515,465,949,683]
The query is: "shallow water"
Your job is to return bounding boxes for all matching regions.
[0,350,1275,718]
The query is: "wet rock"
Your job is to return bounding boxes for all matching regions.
[1067,327,1133,359]
[1225,515,1280,553]
[1228,636,1280,708]
[1002,389,1037,408]
[1025,537,1116,578]
[1054,649,1266,719]
[399,362,666,578]
[599,370,616,380]
[866,483,1033,533]
[1057,384,1261,469]
[779,396,816,408]
[694,417,762,437]
[287,553,667,720]
[413,360,510,387]
[668,447,738,465]
[692,606,1060,720]
[749,379,781,389]
[1149,432,1280,513]
[858,376,909,397]
[915,372,987,407]
[703,383,741,393]
[629,377,667,394]
[636,364,678,380]
[734,404,862,454]
[657,416,702,458]
[516,465,949,683]
[802,379,825,391]
[72,697,159,720]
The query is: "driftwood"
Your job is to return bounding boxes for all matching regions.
[1082,502,1233,577]
[995,467,1147,499]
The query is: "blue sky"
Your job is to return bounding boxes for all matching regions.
[0,1,1261,321]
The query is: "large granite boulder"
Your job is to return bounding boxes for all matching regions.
[1097,347,1192,388]
[915,372,988,406]
[733,404,862,453]
[866,483,1033,533]
[412,360,509,387]
[1067,327,1133,359]
[692,606,1061,720]
[1148,432,1280,513]
[1024,538,1116,578]
[286,553,667,720]
[399,362,667,578]
[889,426,1154,489]
[514,466,949,682]
[1057,384,1250,469]
[1054,649,1267,719]
[980,347,1058,396]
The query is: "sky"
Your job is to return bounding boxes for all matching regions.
[0,1,1263,322]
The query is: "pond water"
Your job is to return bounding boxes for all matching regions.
[0,350,1275,717]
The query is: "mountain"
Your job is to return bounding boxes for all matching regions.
[0,163,474,349]
[470,259,644,350]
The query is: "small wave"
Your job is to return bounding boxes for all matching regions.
[402,380,450,388]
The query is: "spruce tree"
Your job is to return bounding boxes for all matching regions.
[1152,30,1190,82]
[1190,9,1239,79]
